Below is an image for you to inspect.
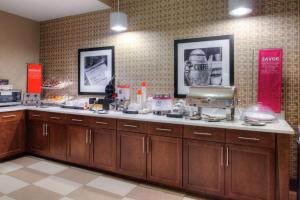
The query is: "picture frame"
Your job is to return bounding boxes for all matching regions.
[174,35,234,98]
[78,46,115,95]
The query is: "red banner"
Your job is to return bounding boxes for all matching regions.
[257,49,283,113]
[27,64,42,94]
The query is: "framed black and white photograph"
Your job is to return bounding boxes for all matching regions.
[174,35,234,98]
[78,46,114,95]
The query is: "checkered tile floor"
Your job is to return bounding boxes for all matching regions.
[0,156,208,200]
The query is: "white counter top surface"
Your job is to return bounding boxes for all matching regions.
[0,106,295,135]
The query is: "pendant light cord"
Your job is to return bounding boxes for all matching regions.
[118,0,120,12]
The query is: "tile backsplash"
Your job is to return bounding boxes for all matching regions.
[40,0,300,178]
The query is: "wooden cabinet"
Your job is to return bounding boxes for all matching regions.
[48,123,67,160]
[147,135,182,187]
[183,139,224,196]
[67,125,91,165]
[28,111,67,161]
[117,131,147,179]
[92,128,116,172]
[24,111,283,200]
[29,120,49,155]
[225,144,275,200]
[0,117,25,158]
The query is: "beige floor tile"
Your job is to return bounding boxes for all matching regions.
[11,157,41,167]
[139,184,185,197]
[0,162,23,174]
[127,186,183,200]
[59,198,74,200]
[34,176,82,195]
[9,185,62,200]
[87,176,136,196]
[7,168,48,184]
[28,161,68,175]
[68,186,121,200]
[70,166,102,176]
[0,175,29,194]
[183,197,210,200]
[56,168,98,184]
[0,196,15,200]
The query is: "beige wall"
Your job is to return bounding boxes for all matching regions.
[40,0,299,178]
[0,11,40,91]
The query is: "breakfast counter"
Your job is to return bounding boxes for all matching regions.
[0,105,294,200]
[0,105,295,135]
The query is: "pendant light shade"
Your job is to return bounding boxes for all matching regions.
[110,0,128,32]
[229,0,253,16]
[110,12,128,32]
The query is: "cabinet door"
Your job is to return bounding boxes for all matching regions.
[117,131,146,179]
[67,125,90,166]
[0,122,24,158]
[48,123,67,161]
[183,139,224,196]
[29,120,49,155]
[92,129,116,172]
[225,145,275,200]
[147,135,182,187]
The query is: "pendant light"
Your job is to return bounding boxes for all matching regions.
[229,0,253,16]
[110,0,128,32]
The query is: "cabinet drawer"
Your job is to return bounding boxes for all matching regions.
[148,123,182,138]
[67,115,90,126]
[184,126,225,143]
[28,111,47,121]
[117,120,147,133]
[0,111,23,123]
[47,113,67,124]
[89,117,116,130]
[226,129,275,149]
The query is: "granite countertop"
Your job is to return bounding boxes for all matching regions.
[0,105,295,135]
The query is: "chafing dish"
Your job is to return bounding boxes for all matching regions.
[186,86,237,121]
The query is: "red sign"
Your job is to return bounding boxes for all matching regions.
[27,64,42,94]
[257,49,283,113]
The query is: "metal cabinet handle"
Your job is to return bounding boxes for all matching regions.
[89,130,92,144]
[156,128,172,132]
[32,114,40,117]
[72,119,83,122]
[226,147,229,167]
[42,123,45,136]
[96,121,108,125]
[50,116,60,120]
[147,137,151,153]
[220,147,224,166]
[45,123,48,136]
[193,132,212,136]
[124,124,138,128]
[238,137,260,141]
[2,115,16,118]
[142,136,146,153]
[85,130,89,144]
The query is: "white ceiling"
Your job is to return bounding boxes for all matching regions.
[0,0,110,22]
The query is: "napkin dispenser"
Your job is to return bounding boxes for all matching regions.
[186,86,237,121]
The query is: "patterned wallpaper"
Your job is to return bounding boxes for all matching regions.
[40,0,300,178]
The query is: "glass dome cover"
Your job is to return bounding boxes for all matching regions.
[241,104,278,123]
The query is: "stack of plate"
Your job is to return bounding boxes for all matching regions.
[243,112,276,126]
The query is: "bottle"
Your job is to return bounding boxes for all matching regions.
[137,89,142,110]
[141,81,147,108]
